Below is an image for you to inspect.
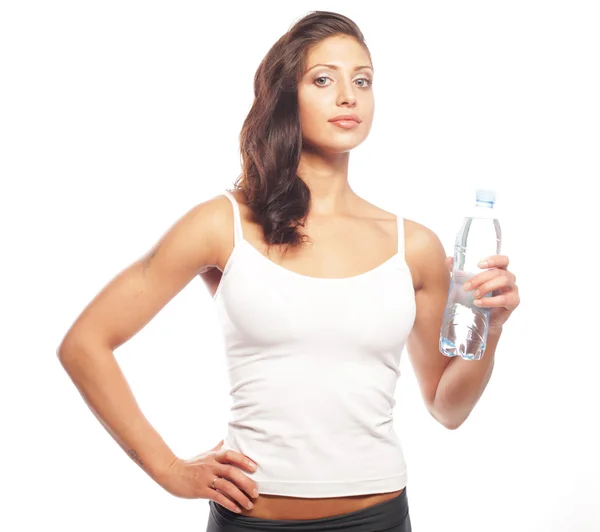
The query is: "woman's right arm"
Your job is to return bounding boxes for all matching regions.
[56,196,226,488]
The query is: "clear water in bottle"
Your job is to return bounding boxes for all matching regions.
[439,189,502,360]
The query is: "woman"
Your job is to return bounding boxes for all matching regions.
[57,10,520,532]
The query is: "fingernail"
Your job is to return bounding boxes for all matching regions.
[463,282,471,291]
[253,489,259,497]
[249,461,257,471]
[478,260,488,268]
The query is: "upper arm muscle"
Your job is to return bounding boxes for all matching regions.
[58,195,228,354]
[405,223,453,414]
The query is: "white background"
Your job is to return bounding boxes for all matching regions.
[2,1,599,530]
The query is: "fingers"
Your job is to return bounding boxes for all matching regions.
[462,267,510,292]
[211,450,260,513]
[470,274,512,300]
[479,255,509,269]
[212,463,257,512]
[449,256,512,275]
[475,286,520,309]
[217,449,258,474]
[212,487,246,514]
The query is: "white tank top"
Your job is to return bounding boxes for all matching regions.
[213,190,417,497]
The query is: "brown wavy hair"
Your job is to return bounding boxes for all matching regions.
[231,11,371,256]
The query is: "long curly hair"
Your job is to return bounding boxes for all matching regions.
[231,11,371,256]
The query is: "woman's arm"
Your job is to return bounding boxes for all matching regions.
[57,195,230,486]
[405,221,499,430]
[57,339,179,484]
[432,328,501,430]
[405,222,454,427]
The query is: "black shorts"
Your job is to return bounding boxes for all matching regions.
[206,487,411,531]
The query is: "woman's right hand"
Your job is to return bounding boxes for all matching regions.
[160,439,260,514]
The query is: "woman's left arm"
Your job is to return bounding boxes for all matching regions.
[434,254,520,429]
[405,222,521,430]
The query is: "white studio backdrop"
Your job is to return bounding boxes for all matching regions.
[1,1,599,531]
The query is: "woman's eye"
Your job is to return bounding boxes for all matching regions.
[314,76,372,88]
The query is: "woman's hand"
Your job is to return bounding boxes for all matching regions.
[446,254,520,332]
[159,439,260,514]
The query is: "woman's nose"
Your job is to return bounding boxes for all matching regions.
[337,80,357,106]
[337,90,357,107]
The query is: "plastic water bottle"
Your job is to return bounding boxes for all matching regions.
[439,189,502,360]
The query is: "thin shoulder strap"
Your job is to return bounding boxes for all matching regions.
[396,215,405,261]
[222,189,243,245]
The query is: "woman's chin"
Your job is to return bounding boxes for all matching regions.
[302,135,367,155]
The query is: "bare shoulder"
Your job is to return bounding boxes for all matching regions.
[208,188,249,269]
[146,191,239,274]
[403,218,447,291]
[190,192,240,272]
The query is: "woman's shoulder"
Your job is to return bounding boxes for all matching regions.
[403,218,447,291]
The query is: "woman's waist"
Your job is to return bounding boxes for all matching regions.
[238,487,406,520]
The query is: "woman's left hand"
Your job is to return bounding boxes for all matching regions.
[446,255,520,332]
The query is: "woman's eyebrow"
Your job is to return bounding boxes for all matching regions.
[305,63,374,74]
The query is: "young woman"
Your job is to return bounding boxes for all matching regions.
[57,10,519,532]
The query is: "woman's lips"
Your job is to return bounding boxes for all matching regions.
[329,119,360,129]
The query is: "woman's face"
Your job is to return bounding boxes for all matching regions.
[297,34,374,155]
